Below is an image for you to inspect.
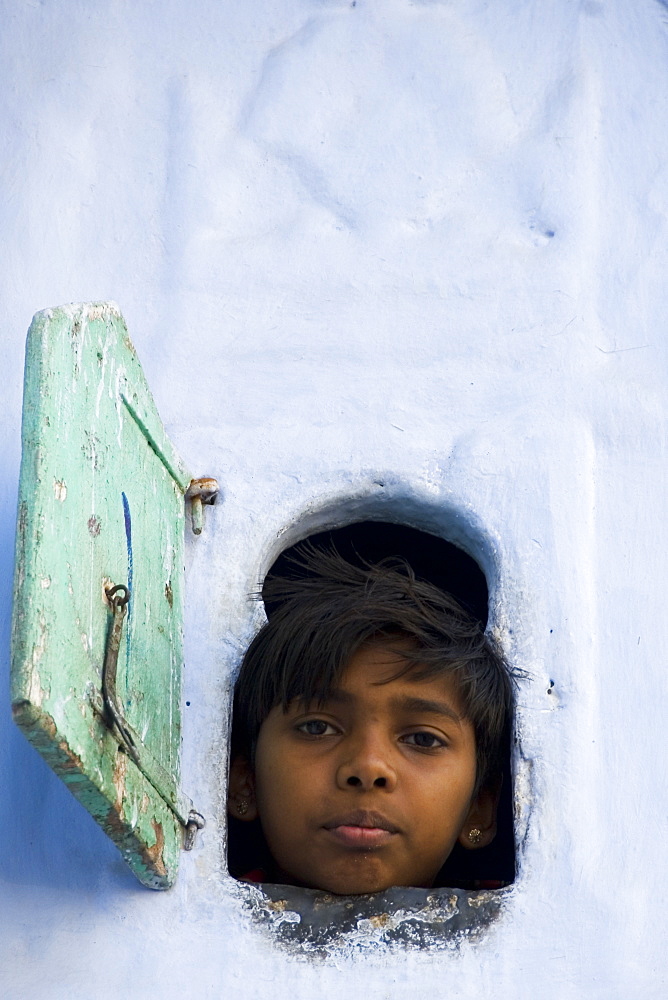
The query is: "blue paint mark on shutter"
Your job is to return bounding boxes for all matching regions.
[122,490,133,698]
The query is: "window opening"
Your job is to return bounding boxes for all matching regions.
[228,520,515,899]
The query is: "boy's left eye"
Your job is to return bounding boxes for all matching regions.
[296,719,338,737]
[401,731,446,749]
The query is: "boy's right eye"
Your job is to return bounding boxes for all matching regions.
[296,719,338,737]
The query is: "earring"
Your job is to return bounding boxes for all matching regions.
[468,827,482,846]
[236,797,249,816]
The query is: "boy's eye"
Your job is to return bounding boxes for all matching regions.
[297,719,338,737]
[402,731,446,749]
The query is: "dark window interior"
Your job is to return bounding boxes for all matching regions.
[263,521,490,627]
[228,520,515,889]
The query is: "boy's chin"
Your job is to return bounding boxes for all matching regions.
[278,861,433,896]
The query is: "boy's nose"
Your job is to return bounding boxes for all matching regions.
[336,737,397,792]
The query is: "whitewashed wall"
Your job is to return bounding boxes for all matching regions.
[1,1,667,996]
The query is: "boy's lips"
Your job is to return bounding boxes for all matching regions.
[322,811,400,849]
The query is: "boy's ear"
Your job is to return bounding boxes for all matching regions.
[458,780,501,851]
[228,755,258,822]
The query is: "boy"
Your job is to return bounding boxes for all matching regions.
[228,545,514,895]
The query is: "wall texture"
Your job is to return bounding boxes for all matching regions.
[1,1,667,997]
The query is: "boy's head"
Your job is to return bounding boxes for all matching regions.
[229,545,514,894]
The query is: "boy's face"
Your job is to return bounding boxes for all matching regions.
[240,643,494,894]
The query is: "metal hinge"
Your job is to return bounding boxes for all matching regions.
[185,477,219,535]
[184,811,205,851]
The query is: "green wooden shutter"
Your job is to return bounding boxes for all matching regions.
[11,302,203,890]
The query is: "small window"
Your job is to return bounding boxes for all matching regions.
[227,519,516,949]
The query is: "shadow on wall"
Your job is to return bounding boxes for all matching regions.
[1,725,139,894]
[0,487,138,894]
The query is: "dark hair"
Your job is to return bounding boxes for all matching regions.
[232,545,514,790]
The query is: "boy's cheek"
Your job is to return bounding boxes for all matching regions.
[254,735,309,816]
[255,721,320,790]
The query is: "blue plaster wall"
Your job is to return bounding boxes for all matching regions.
[1,2,667,996]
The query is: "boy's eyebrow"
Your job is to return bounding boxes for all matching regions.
[389,695,462,724]
[317,690,462,724]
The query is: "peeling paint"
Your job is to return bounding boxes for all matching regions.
[112,750,128,816]
[87,302,122,322]
[14,500,27,592]
[30,614,47,668]
[53,479,67,502]
[267,898,288,912]
[27,616,49,706]
[57,737,84,772]
[144,820,167,878]
[38,709,57,740]
[87,514,102,536]
[82,431,103,471]
[244,882,507,956]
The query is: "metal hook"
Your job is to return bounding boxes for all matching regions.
[102,583,140,765]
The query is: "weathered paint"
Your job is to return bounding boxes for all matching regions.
[11,303,192,888]
[246,881,506,955]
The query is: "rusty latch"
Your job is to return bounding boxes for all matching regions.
[100,584,206,849]
[185,477,219,535]
[102,584,141,766]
